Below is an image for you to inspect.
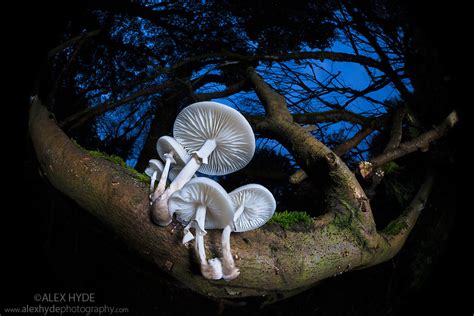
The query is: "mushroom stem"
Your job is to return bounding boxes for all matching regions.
[194,139,217,164]
[221,225,240,281]
[193,204,223,280]
[196,234,223,280]
[153,139,218,227]
[181,204,208,243]
[195,233,207,266]
[152,152,175,200]
[170,139,217,192]
[150,190,172,226]
[195,204,207,233]
[149,170,158,193]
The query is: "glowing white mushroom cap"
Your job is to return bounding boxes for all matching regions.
[156,136,190,165]
[229,184,276,232]
[169,177,234,230]
[144,159,164,177]
[173,101,255,176]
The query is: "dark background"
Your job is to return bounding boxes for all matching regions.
[7,1,467,315]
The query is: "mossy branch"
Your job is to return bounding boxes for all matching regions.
[28,97,432,304]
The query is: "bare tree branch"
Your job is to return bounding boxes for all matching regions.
[366,108,406,198]
[293,110,372,126]
[61,81,174,130]
[193,80,247,102]
[290,126,375,184]
[48,30,101,58]
[246,68,377,243]
[335,127,375,157]
[367,111,458,170]
[246,110,379,130]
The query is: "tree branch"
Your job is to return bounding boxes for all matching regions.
[48,30,101,58]
[290,126,374,184]
[384,108,406,151]
[289,120,385,184]
[246,67,292,121]
[366,108,405,198]
[246,110,377,131]
[294,110,372,126]
[335,127,375,157]
[230,51,384,71]
[61,81,174,130]
[368,111,458,169]
[193,80,247,102]
[246,69,377,243]
[375,175,435,262]
[28,97,432,303]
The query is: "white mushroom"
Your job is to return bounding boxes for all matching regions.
[168,177,234,280]
[173,101,255,177]
[151,101,255,226]
[151,136,190,200]
[144,159,164,195]
[168,166,195,182]
[221,184,276,280]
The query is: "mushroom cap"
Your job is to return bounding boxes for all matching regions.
[173,101,255,176]
[156,136,190,165]
[169,177,234,230]
[229,184,276,232]
[144,159,164,177]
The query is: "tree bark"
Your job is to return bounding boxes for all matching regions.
[29,97,434,304]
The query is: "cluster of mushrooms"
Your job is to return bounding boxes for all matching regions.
[144,101,276,281]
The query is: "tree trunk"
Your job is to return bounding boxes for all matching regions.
[28,97,433,304]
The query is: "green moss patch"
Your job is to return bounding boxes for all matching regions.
[269,211,313,229]
[71,139,149,184]
[87,150,149,184]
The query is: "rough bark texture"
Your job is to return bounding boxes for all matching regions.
[29,96,434,304]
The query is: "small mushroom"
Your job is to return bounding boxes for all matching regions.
[221,184,276,280]
[151,136,190,201]
[144,159,164,195]
[151,101,255,226]
[168,177,234,280]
